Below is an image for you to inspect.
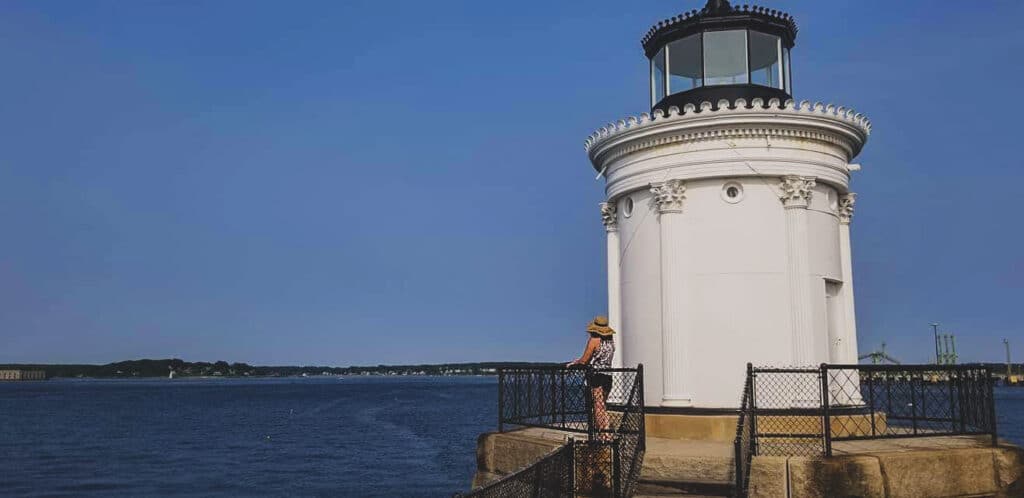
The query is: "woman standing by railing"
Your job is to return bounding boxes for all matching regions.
[567,315,616,441]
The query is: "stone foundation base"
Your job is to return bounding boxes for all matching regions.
[470,418,1024,497]
[749,437,1024,498]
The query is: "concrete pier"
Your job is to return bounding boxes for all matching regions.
[473,418,1024,497]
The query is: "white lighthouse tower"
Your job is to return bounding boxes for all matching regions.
[586,0,871,408]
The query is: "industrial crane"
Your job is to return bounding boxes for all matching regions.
[859,342,901,365]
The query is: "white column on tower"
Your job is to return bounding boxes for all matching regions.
[651,179,691,407]
[838,193,859,365]
[779,176,817,370]
[600,201,623,370]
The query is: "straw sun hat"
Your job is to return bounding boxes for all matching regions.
[586,315,615,337]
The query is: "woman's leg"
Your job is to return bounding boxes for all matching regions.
[592,386,610,440]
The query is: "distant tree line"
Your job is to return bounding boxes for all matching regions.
[0,359,557,379]
[4,359,1023,380]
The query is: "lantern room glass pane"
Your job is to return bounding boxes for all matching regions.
[668,34,702,93]
[651,47,666,106]
[749,30,781,88]
[703,29,748,86]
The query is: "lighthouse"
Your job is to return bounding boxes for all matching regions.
[586,0,870,408]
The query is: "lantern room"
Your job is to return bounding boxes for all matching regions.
[643,0,797,112]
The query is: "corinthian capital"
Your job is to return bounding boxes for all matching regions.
[838,192,856,224]
[650,179,686,214]
[779,175,816,208]
[600,202,617,232]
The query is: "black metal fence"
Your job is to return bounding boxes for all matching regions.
[732,365,754,497]
[747,366,828,457]
[740,363,998,459]
[459,442,575,498]
[498,366,590,434]
[460,365,645,498]
[822,364,998,454]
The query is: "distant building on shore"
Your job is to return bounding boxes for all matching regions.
[0,370,46,381]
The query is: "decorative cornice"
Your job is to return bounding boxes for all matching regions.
[600,202,618,232]
[650,179,687,214]
[641,3,798,54]
[838,192,856,224]
[585,98,871,168]
[779,175,816,208]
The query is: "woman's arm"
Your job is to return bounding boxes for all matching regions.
[567,337,601,367]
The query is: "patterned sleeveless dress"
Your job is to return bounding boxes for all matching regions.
[589,338,615,369]
[588,337,615,392]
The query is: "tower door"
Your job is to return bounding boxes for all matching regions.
[825,280,844,363]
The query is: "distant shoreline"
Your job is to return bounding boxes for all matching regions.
[0,359,557,380]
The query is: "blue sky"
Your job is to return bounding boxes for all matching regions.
[1,0,1021,366]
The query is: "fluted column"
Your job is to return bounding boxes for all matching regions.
[601,201,623,370]
[780,176,817,370]
[651,179,691,406]
[838,193,859,365]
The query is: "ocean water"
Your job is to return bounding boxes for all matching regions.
[0,378,1021,497]
[0,377,495,497]
[994,386,1024,446]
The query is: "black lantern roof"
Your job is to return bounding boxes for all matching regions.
[644,0,799,113]
[642,0,798,58]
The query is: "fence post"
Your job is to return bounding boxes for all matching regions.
[498,369,505,433]
[550,370,556,428]
[733,437,742,498]
[958,369,967,433]
[948,369,956,433]
[748,363,758,456]
[885,374,892,416]
[512,370,520,427]
[613,440,621,497]
[560,369,566,429]
[909,371,919,436]
[867,370,876,436]
[987,367,998,447]
[638,363,646,451]
[568,438,576,498]
[820,364,832,457]
[586,367,596,441]
[527,370,534,421]
[920,370,927,416]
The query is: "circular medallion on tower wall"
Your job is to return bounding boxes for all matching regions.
[721,181,745,204]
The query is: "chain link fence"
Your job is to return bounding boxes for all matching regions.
[823,364,997,450]
[738,363,997,461]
